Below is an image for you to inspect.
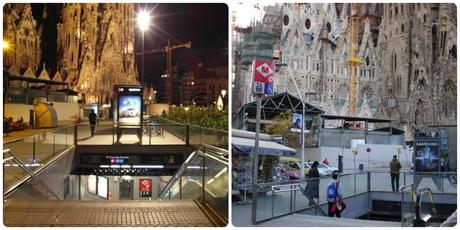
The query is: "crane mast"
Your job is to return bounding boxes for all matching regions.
[347,3,363,117]
[137,40,191,103]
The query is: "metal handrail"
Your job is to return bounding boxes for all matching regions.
[270,183,328,218]
[399,184,415,227]
[415,188,435,222]
[3,149,61,200]
[158,145,228,199]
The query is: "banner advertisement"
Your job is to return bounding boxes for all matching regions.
[414,140,440,172]
[291,113,302,132]
[139,179,152,197]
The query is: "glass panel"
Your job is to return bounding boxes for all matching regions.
[34,132,54,164]
[355,172,368,194]
[256,186,274,222]
[442,172,457,193]
[412,172,442,193]
[401,186,415,227]
[339,173,356,197]
[370,172,395,192]
[204,157,228,219]
[180,156,204,199]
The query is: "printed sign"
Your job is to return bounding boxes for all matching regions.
[291,113,302,132]
[139,179,152,197]
[414,140,440,172]
[252,60,275,95]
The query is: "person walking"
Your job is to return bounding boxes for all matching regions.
[89,109,98,137]
[306,161,320,206]
[390,155,402,192]
[327,171,343,217]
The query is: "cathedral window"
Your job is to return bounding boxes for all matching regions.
[395,6,398,15]
[305,19,311,30]
[401,5,404,14]
[401,24,404,33]
[326,23,332,33]
[283,15,289,26]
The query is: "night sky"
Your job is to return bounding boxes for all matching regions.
[136,3,228,88]
[29,3,228,88]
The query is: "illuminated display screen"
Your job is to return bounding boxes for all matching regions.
[118,95,141,125]
[97,176,108,199]
[106,156,129,164]
[87,175,97,194]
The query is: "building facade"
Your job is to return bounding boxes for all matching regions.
[232,3,456,133]
[376,3,457,133]
[57,3,138,105]
[3,3,42,76]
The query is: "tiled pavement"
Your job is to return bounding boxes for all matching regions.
[4,199,217,227]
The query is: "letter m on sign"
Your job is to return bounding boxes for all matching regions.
[253,60,275,83]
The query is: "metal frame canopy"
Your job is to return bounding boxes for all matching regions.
[320,114,392,123]
[235,92,324,122]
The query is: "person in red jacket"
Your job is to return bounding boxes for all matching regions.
[323,158,329,166]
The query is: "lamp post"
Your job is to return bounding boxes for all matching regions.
[276,62,306,178]
[136,10,152,85]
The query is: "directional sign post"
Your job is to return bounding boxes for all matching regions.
[251,60,275,224]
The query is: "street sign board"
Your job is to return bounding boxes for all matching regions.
[252,60,275,95]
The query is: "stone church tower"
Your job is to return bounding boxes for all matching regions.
[57,3,137,105]
[277,3,382,115]
[375,3,457,132]
[3,3,42,76]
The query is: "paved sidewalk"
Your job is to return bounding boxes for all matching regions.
[4,199,217,227]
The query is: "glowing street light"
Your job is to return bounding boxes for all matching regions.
[136,9,152,85]
[136,10,152,32]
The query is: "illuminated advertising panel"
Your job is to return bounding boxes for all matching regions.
[118,95,141,125]
[414,140,440,172]
[87,175,97,194]
[139,179,152,197]
[97,176,108,199]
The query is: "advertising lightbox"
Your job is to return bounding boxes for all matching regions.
[97,176,108,199]
[118,95,141,125]
[87,175,97,194]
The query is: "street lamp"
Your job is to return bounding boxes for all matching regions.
[136,10,152,85]
[276,62,306,178]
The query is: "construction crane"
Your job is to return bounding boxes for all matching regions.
[346,3,363,117]
[137,40,191,103]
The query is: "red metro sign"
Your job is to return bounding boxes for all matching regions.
[252,60,275,95]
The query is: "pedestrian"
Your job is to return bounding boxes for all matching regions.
[327,170,344,217]
[89,109,97,137]
[390,155,402,192]
[323,158,329,166]
[306,161,320,206]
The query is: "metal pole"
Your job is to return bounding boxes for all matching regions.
[286,67,305,178]
[202,156,206,203]
[141,31,145,85]
[252,95,262,224]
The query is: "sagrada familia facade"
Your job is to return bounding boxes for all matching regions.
[3,3,138,105]
[232,3,456,132]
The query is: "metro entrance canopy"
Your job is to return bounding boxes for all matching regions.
[232,92,324,129]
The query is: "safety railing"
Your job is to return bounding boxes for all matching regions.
[151,117,228,149]
[269,183,327,219]
[414,188,437,227]
[75,123,189,145]
[399,184,416,227]
[3,149,61,200]
[158,144,228,224]
[251,171,456,224]
[252,172,366,224]
[3,126,75,194]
